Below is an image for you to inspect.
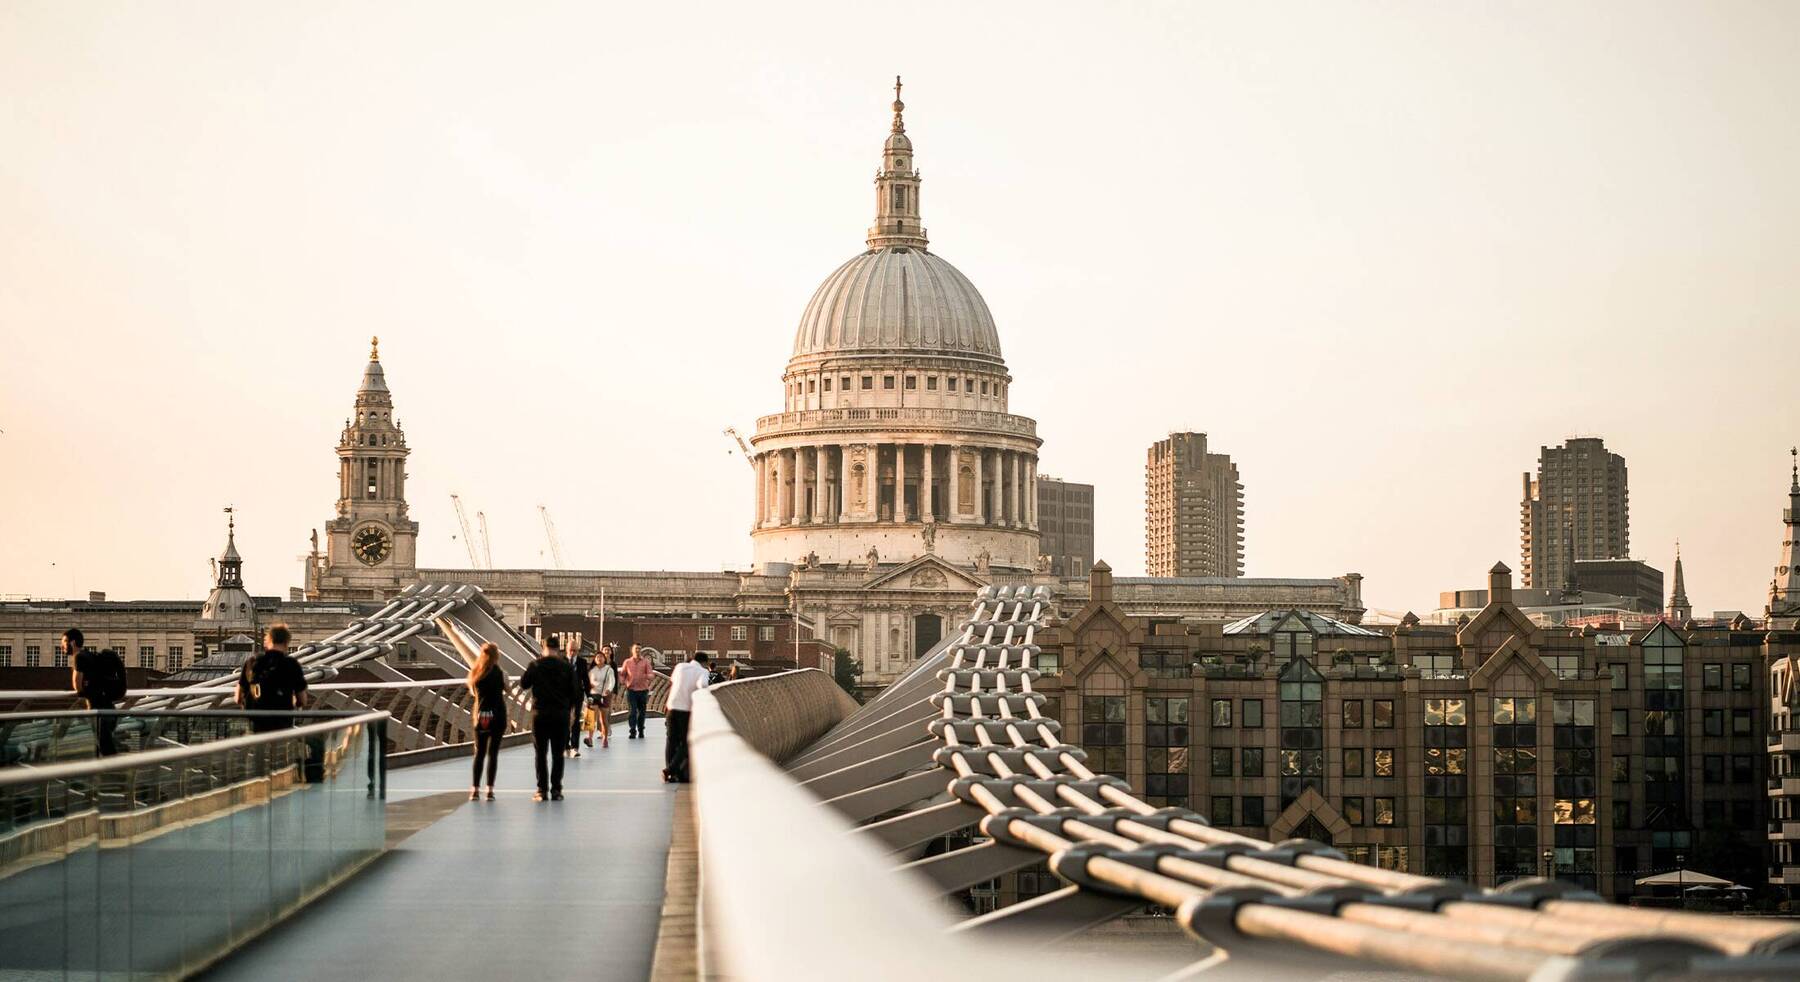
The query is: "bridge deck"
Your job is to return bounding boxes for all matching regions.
[205,719,674,982]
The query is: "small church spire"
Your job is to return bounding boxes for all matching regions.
[1667,540,1691,623]
[1791,446,1797,492]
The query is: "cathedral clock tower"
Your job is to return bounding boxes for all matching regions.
[305,338,420,600]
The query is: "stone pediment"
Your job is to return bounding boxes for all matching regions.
[1456,600,1538,652]
[1470,634,1556,691]
[1269,786,1352,842]
[861,554,986,594]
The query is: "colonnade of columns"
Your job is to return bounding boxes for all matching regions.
[753,442,1037,530]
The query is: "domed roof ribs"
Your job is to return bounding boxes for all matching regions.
[785,79,1005,366]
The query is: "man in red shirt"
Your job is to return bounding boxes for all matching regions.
[620,644,654,739]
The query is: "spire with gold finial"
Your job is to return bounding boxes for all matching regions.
[370,335,381,362]
[868,76,928,250]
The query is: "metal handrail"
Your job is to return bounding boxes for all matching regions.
[0,710,388,788]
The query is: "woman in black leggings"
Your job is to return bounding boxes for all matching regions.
[468,642,508,800]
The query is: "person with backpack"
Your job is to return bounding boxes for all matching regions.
[235,623,309,733]
[67,627,126,757]
[518,635,578,802]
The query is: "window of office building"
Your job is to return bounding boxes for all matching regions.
[1414,652,1458,678]
[139,645,156,668]
[1640,625,1685,829]
[1553,698,1598,889]
[1732,663,1751,691]
[1210,795,1232,826]
[1140,650,1189,679]
[1241,747,1264,778]
[1423,698,1468,877]
[1081,695,1127,775]
[1374,797,1397,827]
[1343,699,1363,727]
[1210,748,1232,777]
[168,646,185,670]
[1278,655,1325,806]
[0,645,9,668]
[1373,699,1394,728]
[730,625,748,642]
[1703,664,1723,691]
[698,625,715,641]
[1210,698,1231,727]
[1242,699,1263,728]
[1343,796,1365,826]
[759,626,775,642]
[1241,796,1265,828]
[1344,747,1365,777]
[25,645,41,667]
[1492,697,1539,883]
[1145,697,1190,807]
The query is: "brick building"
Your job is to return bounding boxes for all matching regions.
[1029,561,1783,900]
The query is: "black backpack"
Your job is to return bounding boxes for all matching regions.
[88,649,128,703]
[245,652,297,711]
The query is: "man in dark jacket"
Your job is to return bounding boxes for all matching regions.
[567,642,592,758]
[519,636,578,801]
[68,628,125,757]
[235,624,308,733]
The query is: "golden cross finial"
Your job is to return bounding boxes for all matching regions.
[224,504,234,534]
[891,75,905,133]
[370,336,380,362]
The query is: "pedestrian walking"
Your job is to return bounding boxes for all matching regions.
[467,642,507,801]
[662,652,710,784]
[235,624,308,733]
[567,639,590,758]
[621,643,653,739]
[586,645,618,749]
[67,628,126,757]
[518,636,578,801]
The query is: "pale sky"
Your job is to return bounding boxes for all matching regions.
[2,2,1796,617]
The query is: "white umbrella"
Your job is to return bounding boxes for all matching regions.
[1634,869,1734,887]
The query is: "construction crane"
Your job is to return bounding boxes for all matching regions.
[450,494,483,568]
[477,512,494,569]
[723,427,755,469]
[539,505,566,569]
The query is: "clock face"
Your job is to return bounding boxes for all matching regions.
[352,525,392,566]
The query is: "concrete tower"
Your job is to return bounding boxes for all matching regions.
[306,338,420,600]
[1145,432,1245,577]
[1520,437,1629,589]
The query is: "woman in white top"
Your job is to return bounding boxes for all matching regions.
[585,644,619,749]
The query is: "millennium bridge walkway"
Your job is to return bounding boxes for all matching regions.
[4,583,1800,980]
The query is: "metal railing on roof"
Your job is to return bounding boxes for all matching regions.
[690,584,1800,981]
